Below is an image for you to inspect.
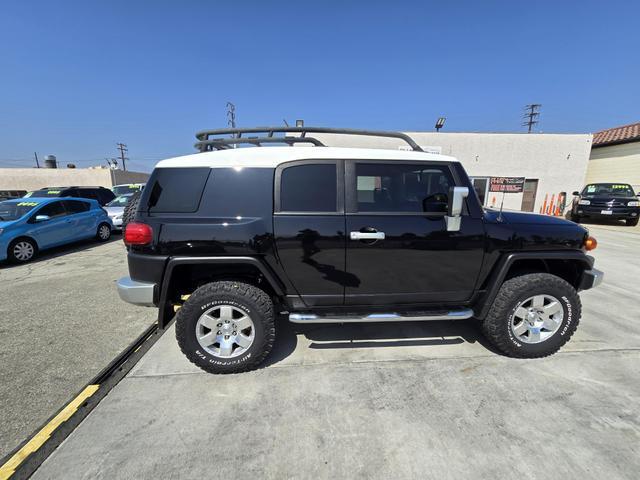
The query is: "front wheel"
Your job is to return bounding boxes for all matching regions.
[8,238,38,263]
[176,281,275,374]
[626,217,639,226]
[482,273,581,358]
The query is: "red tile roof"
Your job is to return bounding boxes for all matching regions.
[592,122,640,147]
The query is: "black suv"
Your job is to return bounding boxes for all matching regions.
[27,186,115,206]
[117,127,603,374]
[571,183,640,226]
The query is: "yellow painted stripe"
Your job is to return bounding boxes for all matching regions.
[0,384,99,480]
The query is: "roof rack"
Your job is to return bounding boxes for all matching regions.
[194,127,423,152]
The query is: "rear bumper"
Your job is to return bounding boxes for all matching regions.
[117,276,156,307]
[579,268,604,290]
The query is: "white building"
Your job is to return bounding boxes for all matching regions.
[311,131,593,213]
[0,167,149,192]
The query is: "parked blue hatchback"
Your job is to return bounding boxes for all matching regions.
[0,197,113,263]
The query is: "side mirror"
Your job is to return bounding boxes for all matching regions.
[572,191,580,196]
[445,186,469,232]
[35,214,50,223]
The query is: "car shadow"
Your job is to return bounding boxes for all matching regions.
[0,237,121,269]
[263,317,497,367]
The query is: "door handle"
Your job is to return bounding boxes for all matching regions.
[350,231,385,240]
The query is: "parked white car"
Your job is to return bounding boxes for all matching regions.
[104,194,133,230]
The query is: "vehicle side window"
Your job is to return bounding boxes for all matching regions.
[37,201,67,219]
[98,189,115,204]
[63,200,90,214]
[279,164,337,213]
[353,163,454,213]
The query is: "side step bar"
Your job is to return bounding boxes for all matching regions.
[288,309,474,324]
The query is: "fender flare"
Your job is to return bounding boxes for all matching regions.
[474,251,594,320]
[157,256,285,327]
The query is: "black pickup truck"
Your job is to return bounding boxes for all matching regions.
[117,127,603,374]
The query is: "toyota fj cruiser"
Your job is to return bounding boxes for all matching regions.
[117,127,603,374]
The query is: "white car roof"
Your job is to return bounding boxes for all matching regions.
[155,147,457,169]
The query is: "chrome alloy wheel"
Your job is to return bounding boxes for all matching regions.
[13,241,35,261]
[510,294,564,344]
[98,224,111,240]
[196,305,255,358]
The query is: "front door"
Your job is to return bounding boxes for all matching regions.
[344,161,485,306]
[29,200,72,248]
[273,161,347,307]
[521,179,538,212]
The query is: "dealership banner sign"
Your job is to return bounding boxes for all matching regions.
[489,177,525,193]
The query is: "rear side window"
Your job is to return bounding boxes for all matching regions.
[37,201,67,218]
[280,164,337,212]
[144,168,211,213]
[63,200,90,213]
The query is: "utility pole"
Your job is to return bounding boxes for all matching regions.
[522,104,541,133]
[226,102,236,129]
[116,143,128,171]
[34,152,40,168]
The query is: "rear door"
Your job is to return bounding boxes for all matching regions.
[62,200,94,239]
[344,160,485,306]
[273,160,347,307]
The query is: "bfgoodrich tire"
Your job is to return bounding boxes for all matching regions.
[121,190,141,230]
[175,281,275,374]
[482,273,581,358]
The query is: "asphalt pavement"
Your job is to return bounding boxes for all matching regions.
[0,238,156,458]
[28,224,640,480]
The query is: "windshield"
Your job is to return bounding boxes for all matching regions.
[0,201,40,221]
[582,183,636,197]
[28,189,64,198]
[113,184,144,196]
[107,194,133,207]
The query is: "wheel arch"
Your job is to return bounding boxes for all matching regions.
[157,256,286,328]
[8,235,40,251]
[474,251,593,320]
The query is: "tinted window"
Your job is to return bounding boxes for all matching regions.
[280,164,337,212]
[37,201,67,218]
[144,168,211,213]
[97,189,115,204]
[63,200,90,213]
[354,163,453,213]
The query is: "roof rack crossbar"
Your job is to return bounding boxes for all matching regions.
[195,136,326,151]
[194,126,423,152]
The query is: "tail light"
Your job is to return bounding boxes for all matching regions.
[124,222,153,245]
[584,235,597,251]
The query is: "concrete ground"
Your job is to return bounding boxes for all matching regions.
[0,238,157,458]
[29,224,640,480]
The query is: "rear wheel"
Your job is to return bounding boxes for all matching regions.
[626,217,639,226]
[8,238,37,263]
[96,222,112,242]
[482,273,580,358]
[175,281,275,374]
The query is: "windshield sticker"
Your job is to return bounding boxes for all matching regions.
[17,202,39,207]
[586,186,596,193]
[47,190,61,194]
[612,184,628,189]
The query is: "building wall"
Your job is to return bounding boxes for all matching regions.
[0,168,149,191]
[312,132,593,213]
[586,142,640,191]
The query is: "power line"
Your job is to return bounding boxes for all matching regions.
[116,142,129,171]
[522,104,541,133]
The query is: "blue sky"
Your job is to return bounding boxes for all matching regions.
[1,0,638,172]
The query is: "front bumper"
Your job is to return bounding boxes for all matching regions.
[117,276,156,306]
[576,206,640,219]
[109,217,123,230]
[579,268,604,290]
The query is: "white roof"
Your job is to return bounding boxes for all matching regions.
[155,146,457,169]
